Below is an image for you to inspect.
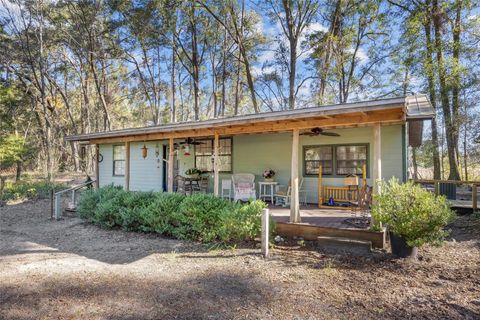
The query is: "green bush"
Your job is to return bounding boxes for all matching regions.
[0,180,67,201]
[371,178,455,247]
[77,186,271,243]
[142,192,186,233]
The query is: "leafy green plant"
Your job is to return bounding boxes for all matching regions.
[371,178,455,247]
[185,168,202,176]
[0,180,67,201]
[76,187,272,244]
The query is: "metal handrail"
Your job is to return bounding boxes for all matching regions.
[54,180,96,220]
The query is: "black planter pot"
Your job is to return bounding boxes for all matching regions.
[390,232,417,258]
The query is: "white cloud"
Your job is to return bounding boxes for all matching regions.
[257,50,276,64]
[252,65,277,77]
[347,47,369,65]
[307,22,328,34]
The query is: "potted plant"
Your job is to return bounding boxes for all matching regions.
[263,168,276,182]
[185,168,202,179]
[371,178,455,258]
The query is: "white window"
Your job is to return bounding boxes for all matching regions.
[113,145,125,176]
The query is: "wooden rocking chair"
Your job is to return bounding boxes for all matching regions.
[349,186,372,219]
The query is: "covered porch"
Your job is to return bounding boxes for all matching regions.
[66,95,433,231]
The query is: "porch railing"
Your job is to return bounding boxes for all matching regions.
[412,179,479,212]
[53,180,96,220]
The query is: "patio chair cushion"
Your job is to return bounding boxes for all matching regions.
[236,182,254,192]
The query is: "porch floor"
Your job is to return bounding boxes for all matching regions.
[268,204,370,230]
[268,204,385,248]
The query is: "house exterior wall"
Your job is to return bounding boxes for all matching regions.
[98,142,164,191]
[98,124,406,203]
[129,141,163,191]
[98,144,125,188]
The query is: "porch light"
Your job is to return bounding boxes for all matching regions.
[183,144,190,156]
[141,144,148,159]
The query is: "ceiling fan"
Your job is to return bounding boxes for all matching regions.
[178,137,205,145]
[300,127,340,137]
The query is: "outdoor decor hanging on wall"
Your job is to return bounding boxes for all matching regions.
[141,144,148,159]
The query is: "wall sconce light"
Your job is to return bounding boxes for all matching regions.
[155,143,160,158]
[141,144,148,159]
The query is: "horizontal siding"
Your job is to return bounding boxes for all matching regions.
[98,144,124,188]
[380,125,404,182]
[129,141,163,191]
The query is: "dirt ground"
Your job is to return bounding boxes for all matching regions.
[1,200,479,320]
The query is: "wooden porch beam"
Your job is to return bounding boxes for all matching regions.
[167,137,174,192]
[125,141,130,191]
[290,128,301,223]
[88,108,404,145]
[373,124,382,195]
[94,144,100,189]
[213,132,219,196]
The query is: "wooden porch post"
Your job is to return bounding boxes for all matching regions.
[373,124,382,195]
[94,144,99,189]
[168,137,174,192]
[317,164,323,208]
[290,129,301,223]
[213,132,220,196]
[125,141,130,191]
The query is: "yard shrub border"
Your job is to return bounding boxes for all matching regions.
[77,185,273,243]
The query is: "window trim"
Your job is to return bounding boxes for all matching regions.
[303,143,369,178]
[194,137,233,173]
[112,144,126,177]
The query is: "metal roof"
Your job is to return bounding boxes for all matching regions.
[66,94,433,142]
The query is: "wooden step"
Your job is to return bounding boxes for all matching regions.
[317,236,372,255]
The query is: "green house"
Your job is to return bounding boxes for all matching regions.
[66,95,434,222]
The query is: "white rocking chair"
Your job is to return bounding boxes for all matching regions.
[232,173,256,202]
[275,178,306,207]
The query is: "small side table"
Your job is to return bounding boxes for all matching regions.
[258,181,278,203]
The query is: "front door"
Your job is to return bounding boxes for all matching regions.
[162,144,179,191]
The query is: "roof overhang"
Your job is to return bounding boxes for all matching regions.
[66,95,434,144]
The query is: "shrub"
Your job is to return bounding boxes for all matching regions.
[143,192,186,234]
[77,186,271,243]
[0,180,67,201]
[371,178,455,247]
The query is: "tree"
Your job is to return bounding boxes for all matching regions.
[264,0,319,109]
[310,0,389,104]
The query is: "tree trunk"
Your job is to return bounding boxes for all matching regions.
[319,0,342,104]
[423,12,441,179]
[234,47,241,115]
[412,147,419,180]
[221,16,228,117]
[15,161,22,182]
[190,5,200,121]
[451,0,462,177]
[171,39,176,123]
[231,0,259,113]
[432,0,460,180]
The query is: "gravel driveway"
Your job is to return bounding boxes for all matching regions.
[1,199,479,319]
